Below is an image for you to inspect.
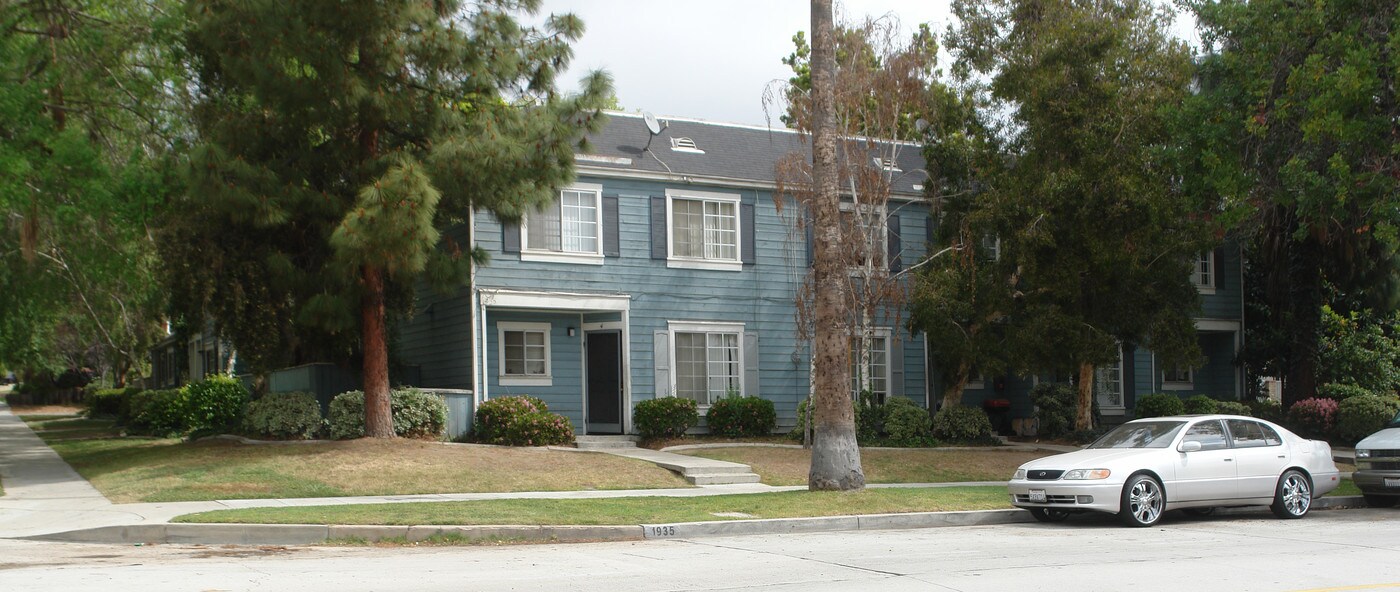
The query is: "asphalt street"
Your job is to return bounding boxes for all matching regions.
[3,507,1397,592]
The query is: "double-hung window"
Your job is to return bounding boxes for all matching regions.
[498,322,551,386]
[668,189,741,270]
[671,322,743,405]
[849,331,890,403]
[1163,365,1193,390]
[1094,344,1125,411]
[522,184,603,264]
[1194,252,1215,293]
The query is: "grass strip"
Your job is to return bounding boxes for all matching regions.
[173,486,1012,526]
[682,447,1047,486]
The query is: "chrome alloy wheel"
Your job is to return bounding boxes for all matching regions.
[1122,476,1164,527]
[1279,473,1311,516]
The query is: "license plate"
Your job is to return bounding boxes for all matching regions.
[1029,489,1047,503]
[1386,478,1400,488]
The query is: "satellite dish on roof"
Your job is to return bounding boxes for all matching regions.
[643,111,662,136]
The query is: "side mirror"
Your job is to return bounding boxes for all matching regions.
[1179,440,1202,453]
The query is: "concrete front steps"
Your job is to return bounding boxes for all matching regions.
[575,436,762,486]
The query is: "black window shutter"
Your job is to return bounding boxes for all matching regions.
[603,195,620,257]
[741,203,755,265]
[502,221,521,254]
[1122,343,1136,408]
[1213,246,1226,287]
[887,214,902,272]
[651,196,668,259]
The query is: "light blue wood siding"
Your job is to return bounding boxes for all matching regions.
[395,225,474,390]
[1200,242,1243,320]
[485,311,585,425]
[473,176,929,429]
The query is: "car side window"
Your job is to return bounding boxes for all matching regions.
[1226,419,1267,448]
[1256,422,1283,446]
[1183,420,1228,451]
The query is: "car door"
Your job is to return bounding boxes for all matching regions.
[1227,419,1290,499]
[1172,419,1239,503]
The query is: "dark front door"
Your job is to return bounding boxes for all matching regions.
[585,331,623,434]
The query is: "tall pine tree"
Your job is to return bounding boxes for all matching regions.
[178,0,609,436]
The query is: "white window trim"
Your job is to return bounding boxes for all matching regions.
[666,189,743,271]
[497,321,552,387]
[965,372,986,390]
[521,183,605,265]
[839,201,888,271]
[668,320,745,407]
[850,327,893,399]
[1195,252,1216,295]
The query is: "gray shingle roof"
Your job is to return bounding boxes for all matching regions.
[578,112,929,196]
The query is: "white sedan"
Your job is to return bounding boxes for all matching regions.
[1009,414,1341,526]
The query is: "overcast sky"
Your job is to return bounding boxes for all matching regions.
[535,1,1198,127]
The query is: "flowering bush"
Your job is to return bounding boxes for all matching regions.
[473,395,548,442]
[1287,397,1339,440]
[633,397,699,439]
[472,395,573,446]
[706,395,776,437]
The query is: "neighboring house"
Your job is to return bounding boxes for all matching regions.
[394,111,1248,436]
[146,323,235,389]
[396,112,931,434]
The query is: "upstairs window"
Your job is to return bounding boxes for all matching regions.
[1194,252,1215,292]
[668,189,742,270]
[523,185,603,262]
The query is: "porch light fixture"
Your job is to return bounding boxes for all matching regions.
[567,327,576,337]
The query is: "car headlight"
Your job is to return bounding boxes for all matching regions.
[1013,469,1027,480]
[1356,449,1370,459]
[1062,469,1112,480]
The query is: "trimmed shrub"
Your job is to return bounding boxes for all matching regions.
[1214,400,1252,417]
[1287,397,1339,440]
[489,410,575,446]
[391,389,448,439]
[790,397,814,440]
[634,397,699,439]
[328,389,449,440]
[931,405,995,444]
[1135,393,1185,419]
[183,376,251,435]
[1183,394,1219,415]
[474,395,549,443]
[242,392,324,440]
[1030,383,1077,438]
[85,387,138,418]
[1336,395,1400,445]
[1317,383,1373,402]
[128,389,189,437]
[883,397,934,446]
[1248,398,1284,423]
[706,395,777,437]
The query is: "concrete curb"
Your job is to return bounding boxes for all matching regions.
[19,496,1373,546]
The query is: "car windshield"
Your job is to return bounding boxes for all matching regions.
[1087,421,1187,449]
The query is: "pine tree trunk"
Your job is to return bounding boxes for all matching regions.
[808,0,864,492]
[1076,361,1095,432]
[362,265,395,438]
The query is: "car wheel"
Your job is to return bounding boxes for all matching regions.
[1363,494,1398,508]
[1270,469,1312,519]
[1119,474,1165,527]
[1182,507,1215,517]
[1029,508,1071,523]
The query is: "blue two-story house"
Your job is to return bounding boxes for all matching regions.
[396,111,1246,436]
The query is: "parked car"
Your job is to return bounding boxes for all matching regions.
[1009,415,1341,526]
[1353,409,1400,508]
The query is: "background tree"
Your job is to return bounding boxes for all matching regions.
[1178,0,1400,407]
[947,0,1208,430]
[0,0,187,386]
[177,0,609,437]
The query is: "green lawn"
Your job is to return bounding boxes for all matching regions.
[174,486,1013,525]
[681,447,1049,486]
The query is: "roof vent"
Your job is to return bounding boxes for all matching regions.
[873,157,901,172]
[670,137,705,154]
